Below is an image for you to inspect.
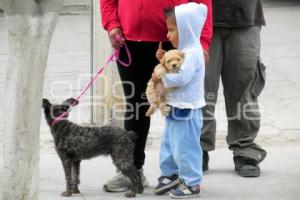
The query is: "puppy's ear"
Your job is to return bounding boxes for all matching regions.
[63,98,79,106]
[179,51,185,59]
[42,99,51,109]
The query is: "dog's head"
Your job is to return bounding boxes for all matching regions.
[162,50,185,72]
[42,98,79,119]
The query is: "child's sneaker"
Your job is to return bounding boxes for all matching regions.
[169,181,200,199]
[154,174,180,195]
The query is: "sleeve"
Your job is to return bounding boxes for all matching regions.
[100,0,121,32]
[196,0,213,51]
[162,53,196,88]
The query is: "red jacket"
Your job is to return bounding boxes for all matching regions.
[100,0,212,51]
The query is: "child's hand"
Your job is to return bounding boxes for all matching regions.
[156,42,166,62]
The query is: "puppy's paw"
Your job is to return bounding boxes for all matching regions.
[125,191,136,198]
[61,191,72,197]
[161,106,171,116]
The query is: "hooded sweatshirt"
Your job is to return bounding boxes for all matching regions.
[162,2,207,109]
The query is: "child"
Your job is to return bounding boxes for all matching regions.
[152,2,207,199]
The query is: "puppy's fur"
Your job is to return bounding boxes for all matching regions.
[146,50,184,116]
[42,98,143,198]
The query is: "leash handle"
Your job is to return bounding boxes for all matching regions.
[115,45,131,67]
[115,34,131,67]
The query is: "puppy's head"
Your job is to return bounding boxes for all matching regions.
[42,98,78,118]
[162,50,185,72]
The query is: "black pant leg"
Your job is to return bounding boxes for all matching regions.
[117,41,163,169]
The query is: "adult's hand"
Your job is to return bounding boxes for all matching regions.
[108,28,125,49]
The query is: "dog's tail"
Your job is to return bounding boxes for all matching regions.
[127,131,137,142]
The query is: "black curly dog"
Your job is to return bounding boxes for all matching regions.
[42,98,143,198]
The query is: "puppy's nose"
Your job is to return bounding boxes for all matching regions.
[172,64,177,68]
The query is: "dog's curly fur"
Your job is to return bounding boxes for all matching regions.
[42,98,143,198]
[146,50,185,116]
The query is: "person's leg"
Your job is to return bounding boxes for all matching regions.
[159,120,178,176]
[172,109,203,185]
[117,42,159,169]
[117,41,174,169]
[154,119,180,195]
[200,28,223,171]
[221,26,267,177]
[104,41,159,192]
[169,109,203,198]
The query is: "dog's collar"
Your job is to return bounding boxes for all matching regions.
[51,112,69,126]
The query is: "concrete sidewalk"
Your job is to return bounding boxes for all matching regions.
[39,146,300,200]
[1,146,299,200]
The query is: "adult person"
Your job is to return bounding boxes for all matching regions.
[201,0,267,177]
[100,0,212,192]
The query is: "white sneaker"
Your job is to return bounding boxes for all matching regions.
[139,168,149,187]
[103,169,149,192]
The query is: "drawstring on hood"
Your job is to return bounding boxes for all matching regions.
[175,3,207,50]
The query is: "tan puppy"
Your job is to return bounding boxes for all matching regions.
[146,50,185,116]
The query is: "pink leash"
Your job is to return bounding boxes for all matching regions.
[52,37,131,126]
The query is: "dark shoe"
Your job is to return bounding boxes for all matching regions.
[169,181,200,199]
[154,174,180,195]
[203,150,209,172]
[233,156,260,177]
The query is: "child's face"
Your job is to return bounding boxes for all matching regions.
[166,17,179,48]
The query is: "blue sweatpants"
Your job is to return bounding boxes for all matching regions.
[159,108,203,186]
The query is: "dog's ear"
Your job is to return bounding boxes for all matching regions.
[63,98,79,106]
[42,98,51,109]
[178,51,185,59]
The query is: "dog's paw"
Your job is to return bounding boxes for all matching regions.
[61,191,72,197]
[125,191,136,198]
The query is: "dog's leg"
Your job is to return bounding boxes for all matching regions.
[126,148,143,196]
[112,154,143,198]
[121,165,143,198]
[61,158,72,196]
[71,161,81,194]
[146,105,156,116]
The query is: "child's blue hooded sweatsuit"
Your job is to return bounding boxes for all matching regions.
[160,2,207,186]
